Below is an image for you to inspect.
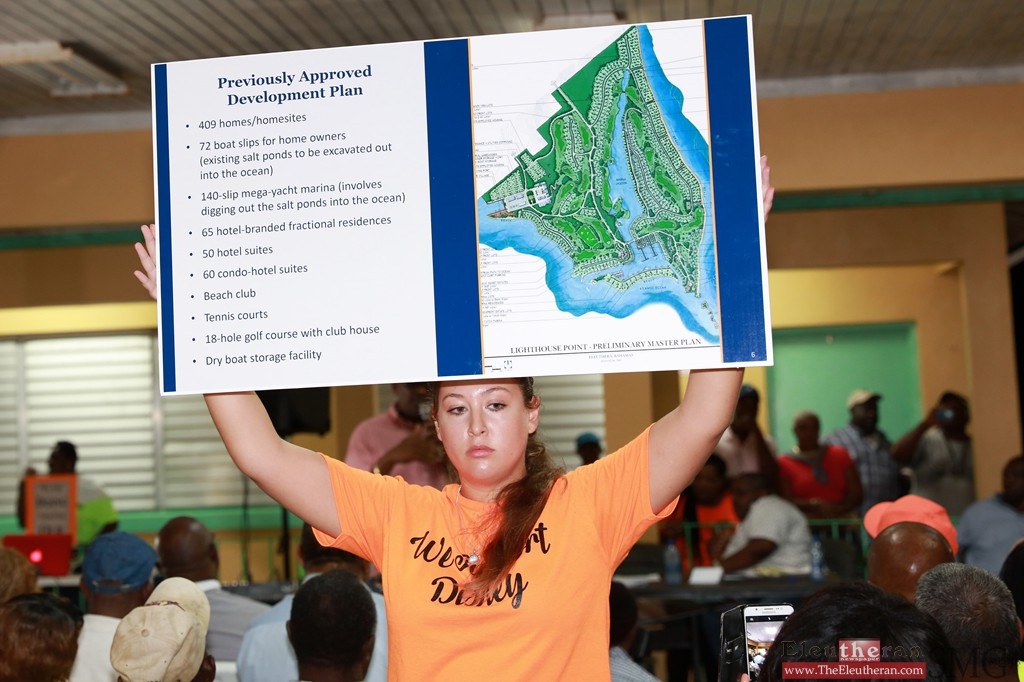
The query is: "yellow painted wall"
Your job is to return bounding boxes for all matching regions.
[769,264,968,401]
[0,244,151,308]
[614,201,1015,500]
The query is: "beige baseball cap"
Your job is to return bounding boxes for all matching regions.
[109,577,210,682]
[148,577,210,632]
[847,388,881,409]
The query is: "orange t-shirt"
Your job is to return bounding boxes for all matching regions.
[662,493,738,568]
[314,426,675,681]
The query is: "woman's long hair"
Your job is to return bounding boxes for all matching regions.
[431,377,564,600]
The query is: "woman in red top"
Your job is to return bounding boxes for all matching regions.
[778,411,863,519]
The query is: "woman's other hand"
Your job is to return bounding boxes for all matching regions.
[133,223,157,301]
[761,155,775,216]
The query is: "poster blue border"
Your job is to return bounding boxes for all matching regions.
[423,40,483,376]
[153,64,177,391]
[704,17,767,363]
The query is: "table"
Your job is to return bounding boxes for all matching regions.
[37,574,81,589]
[630,575,836,603]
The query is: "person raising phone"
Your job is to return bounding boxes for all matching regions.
[891,392,974,516]
[135,160,774,680]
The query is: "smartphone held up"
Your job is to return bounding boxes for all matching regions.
[719,603,793,682]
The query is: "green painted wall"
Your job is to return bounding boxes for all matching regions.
[767,322,922,453]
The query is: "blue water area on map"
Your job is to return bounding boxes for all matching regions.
[477,24,717,341]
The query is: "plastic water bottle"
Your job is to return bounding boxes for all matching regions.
[810,535,825,581]
[663,539,683,585]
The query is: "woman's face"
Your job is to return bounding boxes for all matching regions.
[793,414,821,451]
[433,379,539,495]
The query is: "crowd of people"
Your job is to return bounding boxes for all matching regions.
[658,384,1024,584]
[647,382,1024,679]
[4,375,1023,682]
[3,393,1024,682]
[0,518,382,682]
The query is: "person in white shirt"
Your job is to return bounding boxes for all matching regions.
[156,516,270,662]
[714,473,811,577]
[236,524,387,682]
[71,531,156,682]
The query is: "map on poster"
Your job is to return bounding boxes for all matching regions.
[472,22,720,374]
[152,15,769,394]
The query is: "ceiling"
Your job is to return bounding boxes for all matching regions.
[1,0,1023,128]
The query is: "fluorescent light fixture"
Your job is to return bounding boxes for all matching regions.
[0,40,129,98]
[535,11,624,31]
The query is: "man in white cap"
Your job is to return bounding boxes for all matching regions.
[825,389,901,515]
[110,577,216,682]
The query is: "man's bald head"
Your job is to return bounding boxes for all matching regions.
[156,516,218,582]
[867,521,954,602]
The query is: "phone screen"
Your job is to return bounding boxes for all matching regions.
[743,605,793,682]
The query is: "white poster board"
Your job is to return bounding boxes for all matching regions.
[153,16,770,394]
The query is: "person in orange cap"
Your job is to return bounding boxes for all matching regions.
[866,522,954,601]
[863,493,958,554]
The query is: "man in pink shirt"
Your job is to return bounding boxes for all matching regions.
[345,383,450,489]
[714,384,779,487]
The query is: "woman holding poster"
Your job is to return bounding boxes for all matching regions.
[134,160,773,680]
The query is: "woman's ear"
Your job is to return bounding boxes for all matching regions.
[527,396,540,435]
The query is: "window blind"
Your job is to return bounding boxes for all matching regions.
[0,333,273,514]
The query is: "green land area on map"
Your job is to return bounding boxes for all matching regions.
[481,25,706,296]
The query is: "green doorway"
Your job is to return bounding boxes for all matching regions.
[767,323,921,453]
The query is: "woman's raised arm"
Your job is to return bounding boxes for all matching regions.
[646,157,774,511]
[134,224,340,536]
[204,392,339,536]
[648,368,743,511]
